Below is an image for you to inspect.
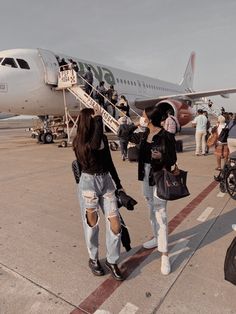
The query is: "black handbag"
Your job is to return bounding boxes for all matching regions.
[154,165,190,201]
[218,128,229,143]
[218,122,236,143]
[224,236,236,285]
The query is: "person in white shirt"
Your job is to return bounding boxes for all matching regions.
[192,109,208,156]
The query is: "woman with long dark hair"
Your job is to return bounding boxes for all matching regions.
[131,106,177,275]
[73,106,124,281]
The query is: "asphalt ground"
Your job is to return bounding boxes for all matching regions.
[0,120,235,314]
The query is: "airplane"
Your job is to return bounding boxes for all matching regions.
[1,48,236,139]
[0,112,16,119]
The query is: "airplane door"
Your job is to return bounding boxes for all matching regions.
[38,48,59,85]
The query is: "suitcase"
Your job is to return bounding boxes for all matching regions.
[128,145,139,162]
[175,140,183,153]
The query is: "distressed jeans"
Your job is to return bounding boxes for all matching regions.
[143,163,168,253]
[78,172,121,264]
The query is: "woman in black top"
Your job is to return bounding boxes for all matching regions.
[72,107,124,281]
[131,106,177,275]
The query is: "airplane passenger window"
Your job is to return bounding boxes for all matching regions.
[1,58,18,68]
[116,78,119,83]
[0,58,2,64]
[124,80,126,84]
[134,82,136,86]
[16,59,30,70]
[127,80,130,85]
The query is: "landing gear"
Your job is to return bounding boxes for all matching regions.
[42,132,54,144]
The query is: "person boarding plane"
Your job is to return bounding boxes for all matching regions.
[0,48,236,143]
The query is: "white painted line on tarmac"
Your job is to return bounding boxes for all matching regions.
[169,238,190,264]
[95,303,139,314]
[217,192,226,197]
[197,206,214,222]
[119,302,139,314]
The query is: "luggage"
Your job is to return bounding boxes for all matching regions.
[224,236,236,285]
[127,145,139,162]
[175,140,183,153]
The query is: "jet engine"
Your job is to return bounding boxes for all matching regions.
[155,99,194,126]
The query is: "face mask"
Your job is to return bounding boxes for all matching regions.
[139,116,148,127]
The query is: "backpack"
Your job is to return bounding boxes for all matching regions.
[170,116,181,134]
[218,122,236,143]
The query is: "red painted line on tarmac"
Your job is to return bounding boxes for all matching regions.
[71,180,218,314]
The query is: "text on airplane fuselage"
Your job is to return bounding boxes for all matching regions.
[77,61,115,86]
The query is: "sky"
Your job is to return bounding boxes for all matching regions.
[1,0,236,111]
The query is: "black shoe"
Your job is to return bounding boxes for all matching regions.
[88,259,105,276]
[105,260,124,281]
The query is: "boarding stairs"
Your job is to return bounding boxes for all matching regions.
[57,68,140,146]
[194,98,221,117]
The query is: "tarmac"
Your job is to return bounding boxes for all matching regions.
[0,119,236,314]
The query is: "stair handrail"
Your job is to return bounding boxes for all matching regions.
[75,70,141,118]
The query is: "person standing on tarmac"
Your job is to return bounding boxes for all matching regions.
[72,106,124,281]
[163,109,180,134]
[83,66,93,95]
[129,106,177,275]
[192,109,208,156]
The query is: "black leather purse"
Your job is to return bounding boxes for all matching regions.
[154,165,190,201]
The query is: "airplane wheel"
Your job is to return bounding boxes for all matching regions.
[61,140,67,148]
[43,132,54,144]
[38,132,44,142]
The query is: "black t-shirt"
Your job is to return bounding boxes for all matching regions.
[143,141,152,164]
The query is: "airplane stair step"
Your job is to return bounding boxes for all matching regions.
[68,85,120,134]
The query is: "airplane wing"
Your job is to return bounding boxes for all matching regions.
[134,87,236,109]
[157,87,236,100]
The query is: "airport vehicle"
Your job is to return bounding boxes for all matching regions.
[0,48,236,143]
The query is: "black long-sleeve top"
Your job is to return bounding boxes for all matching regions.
[130,128,177,185]
[75,116,122,189]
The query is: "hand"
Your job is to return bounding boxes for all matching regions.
[151,150,162,159]
[117,188,126,193]
[93,104,102,117]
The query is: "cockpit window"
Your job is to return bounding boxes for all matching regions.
[1,58,18,68]
[16,58,30,70]
[0,58,2,64]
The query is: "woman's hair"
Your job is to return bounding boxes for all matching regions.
[72,108,95,168]
[144,106,163,127]
[218,114,225,124]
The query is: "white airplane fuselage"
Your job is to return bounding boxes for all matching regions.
[0,48,196,125]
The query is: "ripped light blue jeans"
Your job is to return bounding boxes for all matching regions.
[143,163,168,253]
[78,172,121,264]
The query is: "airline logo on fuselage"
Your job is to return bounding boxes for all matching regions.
[77,61,116,86]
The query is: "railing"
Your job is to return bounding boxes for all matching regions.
[58,64,140,119]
